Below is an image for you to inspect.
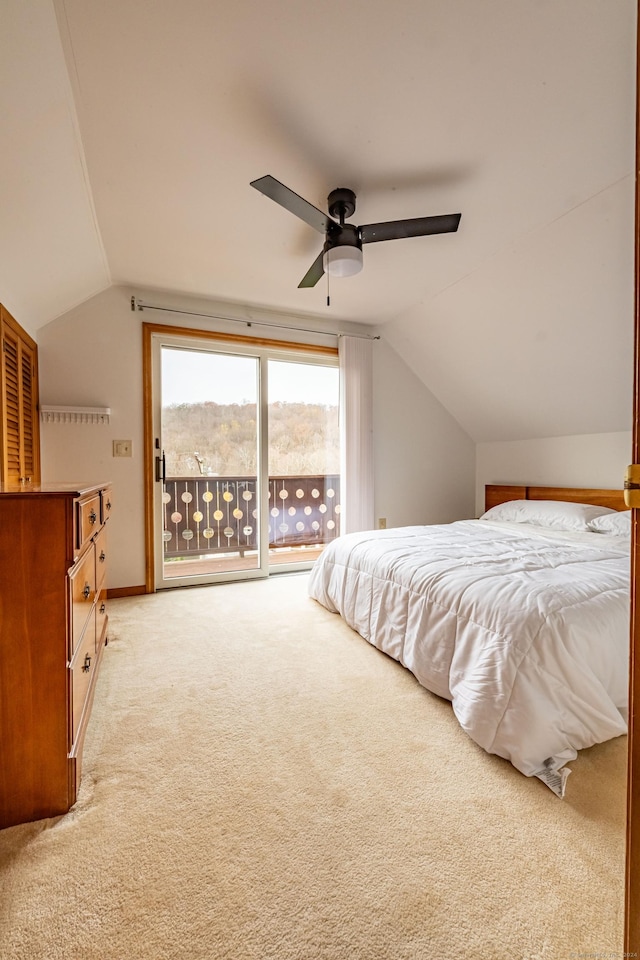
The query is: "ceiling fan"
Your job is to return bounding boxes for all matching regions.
[250,174,462,288]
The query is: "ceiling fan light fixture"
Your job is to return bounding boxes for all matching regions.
[323,245,363,278]
[250,176,462,289]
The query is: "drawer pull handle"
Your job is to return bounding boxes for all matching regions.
[100,603,106,614]
[89,510,97,525]
[82,653,92,673]
[82,583,91,600]
[106,500,112,511]
[99,551,106,563]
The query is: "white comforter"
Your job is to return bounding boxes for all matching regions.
[308,520,629,791]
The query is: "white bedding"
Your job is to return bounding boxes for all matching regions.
[308,519,630,794]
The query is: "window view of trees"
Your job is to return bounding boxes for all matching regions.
[162,400,339,477]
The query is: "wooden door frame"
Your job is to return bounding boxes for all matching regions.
[142,321,338,593]
[626,7,640,952]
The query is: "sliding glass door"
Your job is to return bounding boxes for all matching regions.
[267,359,340,571]
[150,331,339,588]
[156,345,263,586]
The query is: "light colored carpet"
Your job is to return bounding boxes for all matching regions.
[0,573,627,959]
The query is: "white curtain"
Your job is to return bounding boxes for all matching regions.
[339,335,375,533]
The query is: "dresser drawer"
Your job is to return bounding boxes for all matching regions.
[101,486,113,523]
[70,544,96,656]
[95,524,108,590]
[96,585,108,652]
[76,493,101,554]
[70,613,97,748]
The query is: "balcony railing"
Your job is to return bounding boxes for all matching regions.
[162,474,340,558]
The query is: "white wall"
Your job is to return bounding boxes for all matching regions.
[37,285,476,589]
[373,339,476,526]
[476,432,632,516]
[38,286,146,590]
[36,284,629,585]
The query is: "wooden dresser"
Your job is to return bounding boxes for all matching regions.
[0,482,112,828]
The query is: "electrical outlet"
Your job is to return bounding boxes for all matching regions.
[378,517,387,529]
[113,439,133,458]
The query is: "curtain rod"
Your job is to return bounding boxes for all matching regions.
[131,297,380,341]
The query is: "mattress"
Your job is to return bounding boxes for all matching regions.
[308,519,630,795]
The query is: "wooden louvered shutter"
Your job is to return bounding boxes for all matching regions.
[2,325,21,481]
[0,306,40,485]
[20,339,38,480]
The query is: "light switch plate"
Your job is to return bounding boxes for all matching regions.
[113,439,133,458]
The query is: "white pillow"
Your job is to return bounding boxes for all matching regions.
[588,510,631,536]
[479,499,616,532]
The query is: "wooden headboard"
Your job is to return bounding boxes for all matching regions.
[485,484,627,514]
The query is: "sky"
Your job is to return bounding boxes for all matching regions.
[161,348,339,407]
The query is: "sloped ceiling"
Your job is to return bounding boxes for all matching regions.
[0,0,110,327]
[0,0,636,441]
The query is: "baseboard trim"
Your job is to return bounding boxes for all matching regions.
[107,585,147,599]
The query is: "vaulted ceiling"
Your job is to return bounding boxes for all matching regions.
[0,0,636,441]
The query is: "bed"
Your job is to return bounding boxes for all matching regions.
[308,484,631,795]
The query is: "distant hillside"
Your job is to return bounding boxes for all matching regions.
[162,400,339,476]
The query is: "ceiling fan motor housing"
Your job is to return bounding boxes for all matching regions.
[327,188,357,223]
[326,190,363,268]
[325,222,361,251]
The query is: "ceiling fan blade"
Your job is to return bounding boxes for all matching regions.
[298,250,325,288]
[250,175,330,234]
[360,213,461,244]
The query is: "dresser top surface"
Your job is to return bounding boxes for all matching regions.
[0,481,110,498]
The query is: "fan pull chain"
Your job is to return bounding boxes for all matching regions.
[327,265,330,307]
